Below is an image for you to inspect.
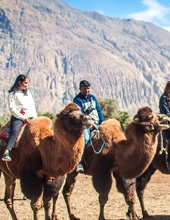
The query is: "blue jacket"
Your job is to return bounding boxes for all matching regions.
[159,94,170,117]
[73,93,104,125]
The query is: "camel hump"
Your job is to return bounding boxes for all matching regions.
[98,119,125,147]
[25,117,53,146]
[99,119,122,137]
[99,119,121,130]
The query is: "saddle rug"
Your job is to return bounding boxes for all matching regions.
[156,131,170,174]
[0,120,26,148]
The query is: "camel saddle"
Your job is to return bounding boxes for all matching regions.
[0,121,26,149]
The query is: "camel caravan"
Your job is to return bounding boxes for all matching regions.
[0,104,170,220]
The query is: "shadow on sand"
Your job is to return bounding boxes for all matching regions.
[106,216,170,220]
[0,198,26,201]
[140,215,170,220]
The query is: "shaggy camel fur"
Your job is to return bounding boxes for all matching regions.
[115,132,170,220]
[62,106,170,220]
[0,103,94,220]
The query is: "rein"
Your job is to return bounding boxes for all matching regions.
[133,120,155,130]
[88,129,108,154]
[158,131,168,155]
[133,120,168,155]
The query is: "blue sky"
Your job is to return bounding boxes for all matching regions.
[61,0,170,31]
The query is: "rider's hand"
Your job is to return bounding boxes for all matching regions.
[24,118,30,123]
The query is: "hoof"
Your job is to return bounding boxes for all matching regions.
[143,211,152,218]
[52,214,59,220]
[70,214,80,220]
[126,211,139,220]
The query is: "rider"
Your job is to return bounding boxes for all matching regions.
[73,80,104,172]
[159,81,170,171]
[2,74,37,161]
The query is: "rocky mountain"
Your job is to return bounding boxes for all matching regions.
[1,0,170,117]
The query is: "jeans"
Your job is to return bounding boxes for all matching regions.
[6,116,24,151]
[80,129,90,163]
[80,122,99,163]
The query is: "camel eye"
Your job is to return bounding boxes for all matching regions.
[148,115,153,121]
[68,115,75,120]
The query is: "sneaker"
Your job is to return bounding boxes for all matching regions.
[76,163,84,172]
[23,195,27,200]
[2,152,11,162]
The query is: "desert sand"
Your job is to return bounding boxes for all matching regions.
[0,170,170,220]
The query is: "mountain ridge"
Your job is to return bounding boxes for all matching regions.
[1,0,170,116]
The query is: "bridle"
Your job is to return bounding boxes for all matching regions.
[133,120,155,130]
[133,114,157,131]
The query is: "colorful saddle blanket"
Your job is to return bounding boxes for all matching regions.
[0,121,26,148]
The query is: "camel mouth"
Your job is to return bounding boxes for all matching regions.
[159,124,169,130]
[86,120,95,129]
[157,114,170,130]
[84,115,94,129]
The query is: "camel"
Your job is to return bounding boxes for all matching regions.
[114,131,170,220]
[0,103,94,220]
[62,106,170,220]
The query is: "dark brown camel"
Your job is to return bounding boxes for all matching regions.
[0,103,94,220]
[114,131,170,220]
[62,106,170,220]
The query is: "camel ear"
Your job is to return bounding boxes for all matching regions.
[133,117,140,122]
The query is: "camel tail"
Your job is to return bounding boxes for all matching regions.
[20,171,43,199]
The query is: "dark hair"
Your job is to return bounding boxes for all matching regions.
[9,74,28,95]
[79,80,90,88]
[164,81,170,96]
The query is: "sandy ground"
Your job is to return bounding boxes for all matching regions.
[0,170,170,220]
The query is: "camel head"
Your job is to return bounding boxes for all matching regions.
[133,106,170,132]
[55,103,94,133]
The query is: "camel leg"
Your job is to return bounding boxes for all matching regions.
[43,176,65,220]
[31,190,44,220]
[43,196,52,220]
[136,164,156,218]
[62,171,80,220]
[43,193,59,220]
[3,172,18,220]
[123,178,139,220]
[92,172,112,220]
[51,193,59,220]
[123,181,139,220]
[20,167,45,220]
[113,173,139,220]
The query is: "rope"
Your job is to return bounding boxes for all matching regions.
[158,131,168,155]
[88,129,108,154]
[133,120,155,130]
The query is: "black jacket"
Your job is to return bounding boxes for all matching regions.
[159,94,170,117]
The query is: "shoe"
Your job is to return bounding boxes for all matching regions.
[23,195,27,200]
[76,163,84,172]
[2,151,11,162]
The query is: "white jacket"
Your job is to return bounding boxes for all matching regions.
[8,90,37,121]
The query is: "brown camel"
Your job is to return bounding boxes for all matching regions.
[0,103,94,220]
[114,131,170,220]
[62,106,170,220]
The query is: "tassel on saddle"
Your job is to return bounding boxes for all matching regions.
[0,121,26,148]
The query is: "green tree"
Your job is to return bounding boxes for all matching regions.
[97,97,132,132]
[37,111,56,123]
[0,114,10,128]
